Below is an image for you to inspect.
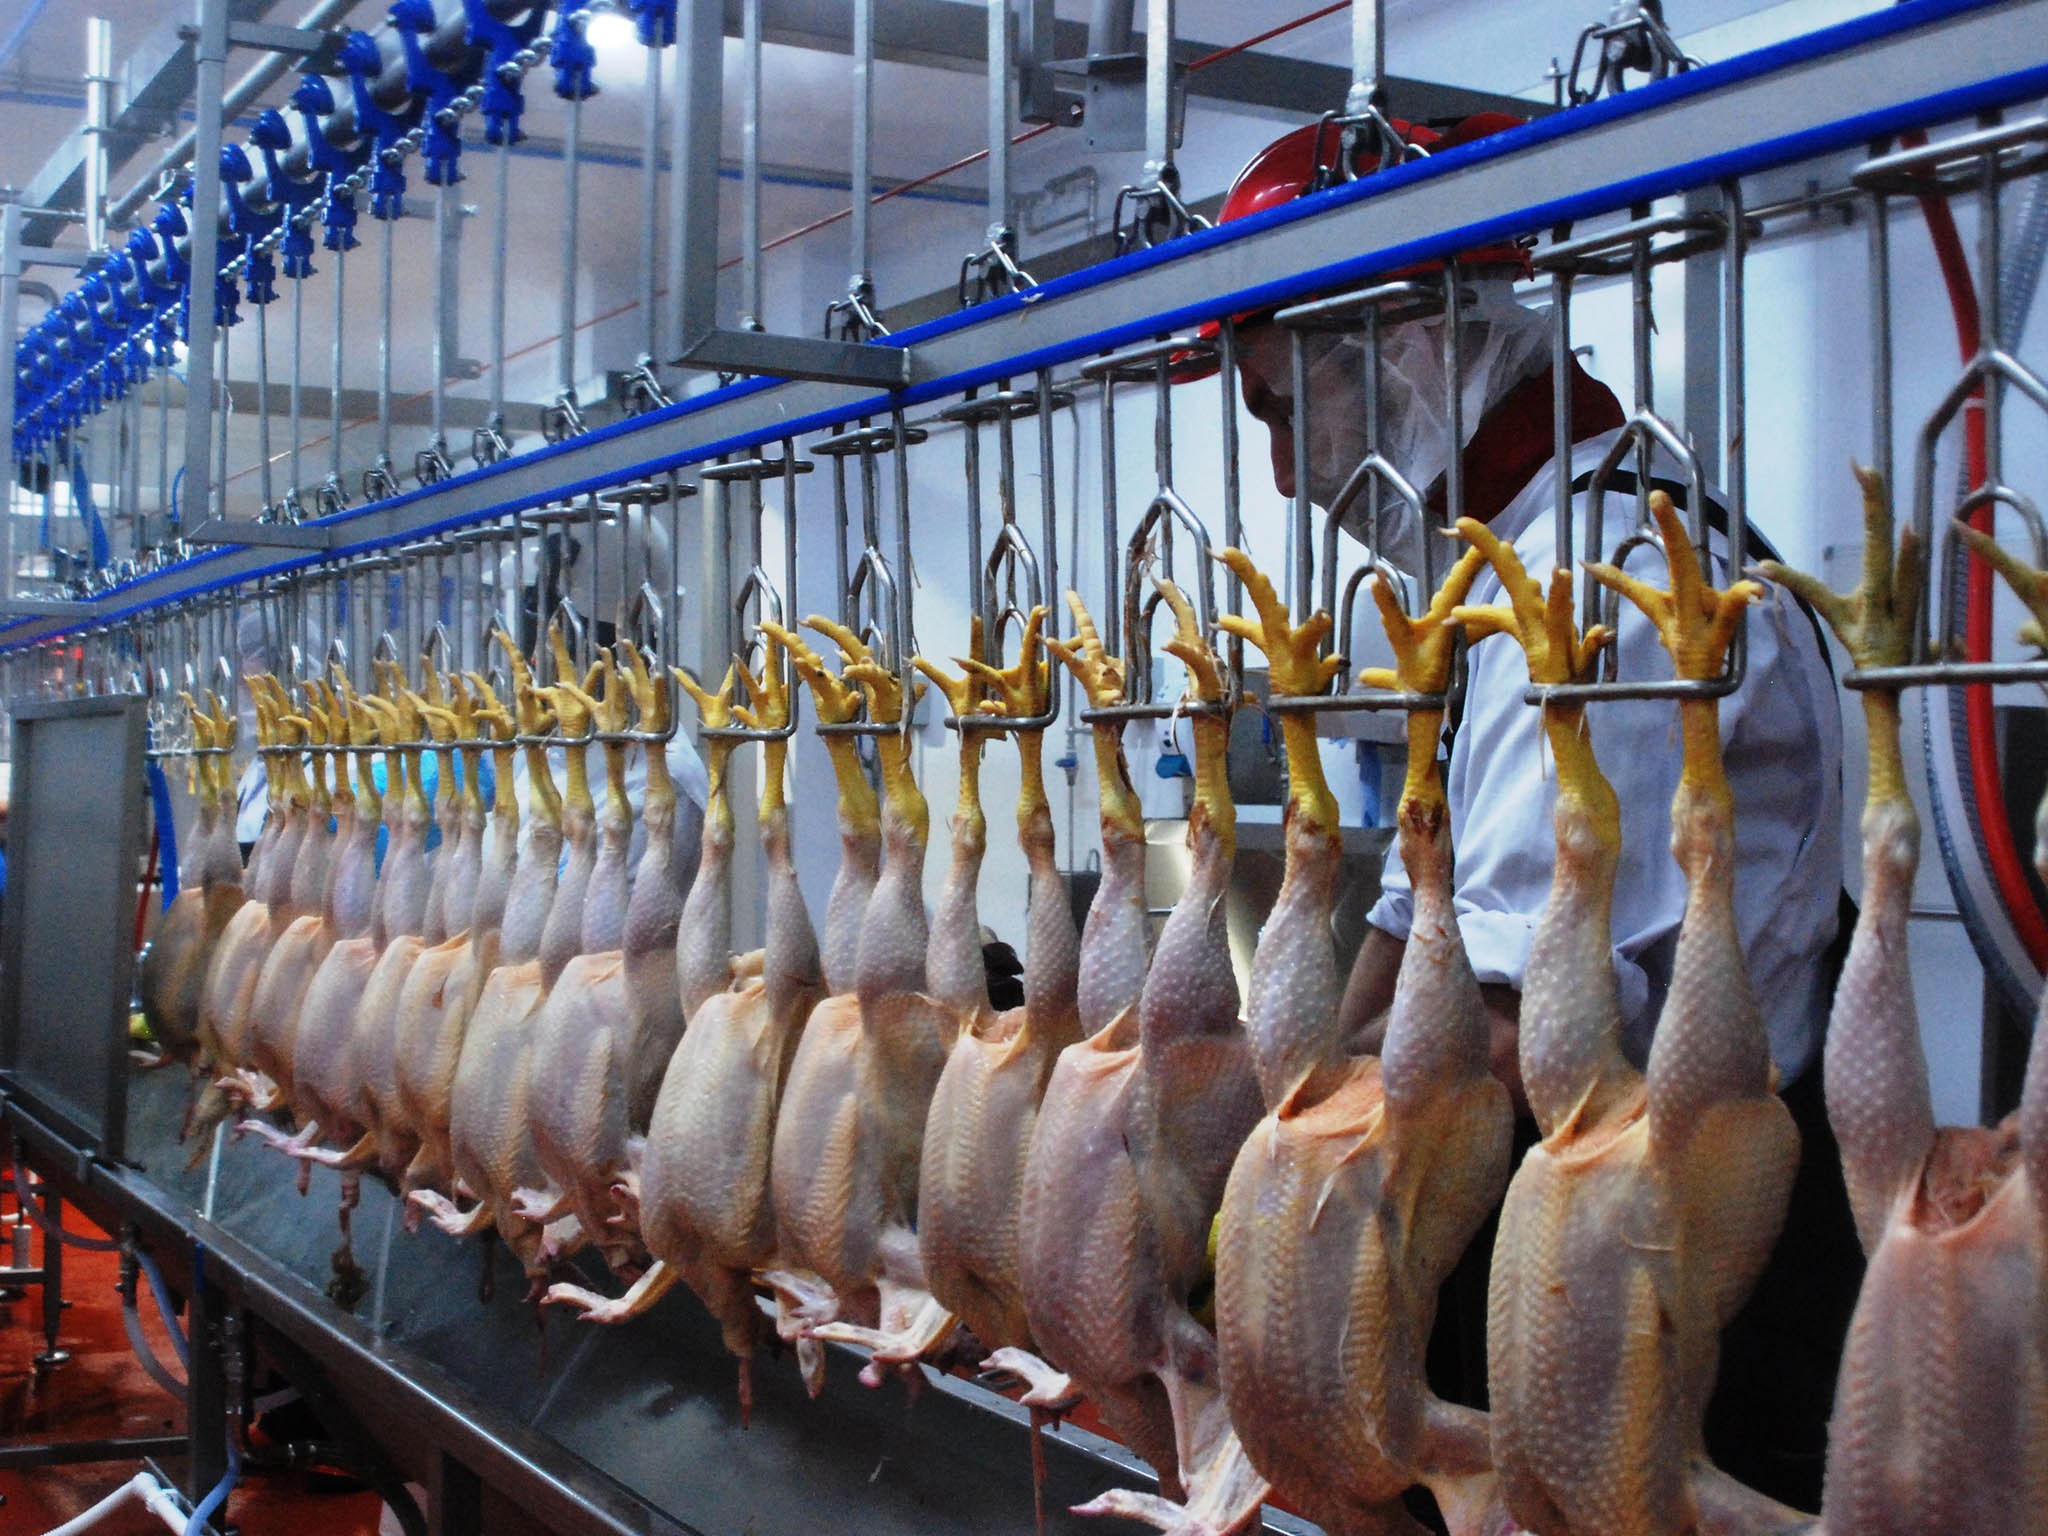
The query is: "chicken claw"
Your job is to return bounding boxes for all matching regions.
[1586,491,1759,681]
[1452,518,1611,686]
[1213,548,1344,698]
[1759,463,1920,671]
[1044,590,1128,707]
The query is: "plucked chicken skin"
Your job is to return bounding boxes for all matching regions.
[1766,475,2048,1536]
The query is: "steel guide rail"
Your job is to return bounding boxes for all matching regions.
[1,0,2044,675]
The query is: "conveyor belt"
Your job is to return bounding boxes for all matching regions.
[5,1066,1319,1535]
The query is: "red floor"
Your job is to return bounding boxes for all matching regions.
[0,1184,388,1536]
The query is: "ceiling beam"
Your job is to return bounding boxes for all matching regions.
[17,0,283,248]
[734,1,1549,124]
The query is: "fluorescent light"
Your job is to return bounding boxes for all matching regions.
[584,10,637,50]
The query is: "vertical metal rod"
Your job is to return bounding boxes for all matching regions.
[1365,306,1384,568]
[1347,0,1384,114]
[1630,219,1653,534]
[84,17,113,254]
[124,392,142,553]
[329,244,346,486]
[1552,266,1575,579]
[1153,356,1174,584]
[666,471,683,666]
[0,202,19,600]
[963,407,985,641]
[891,408,914,724]
[1721,178,1746,594]
[489,138,510,432]
[850,0,875,296]
[182,0,229,535]
[1143,0,1172,179]
[255,292,274,513]
[378,215,395,472]
[830,453,851,629]
[639,43,663,365]
[1217,317,1242,683]
[559,88,584,399]
[740,0,762,329]
[214,324,231,521]
[987,0,1011,249]
[1978,145,2002,493]
[1868,188,1894,500]
[1289,327,1311,618]
[157,345,171,533]
[1099,381,1120,655]
[780,442,798,680]
[288,260,304,501]
[431,185,448,455]
[1036,368,1059,645]
[588,494,602,653]
[1436,262,1463,598]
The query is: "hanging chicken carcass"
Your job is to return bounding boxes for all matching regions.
[1764,476,2048,1536]
[1473,496,1807,1536]
[1214,548,1512,1536]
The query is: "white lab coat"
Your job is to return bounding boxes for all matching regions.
[1364,430,1844,1081]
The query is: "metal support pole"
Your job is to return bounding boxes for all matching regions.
[639,43,663,366]
[987,0,1012,251]
[1143,0,1172,182]
[0,202,19,601]
[1347,0,1384,116]
[667,0,722,355]
[740,0,763,330]
[184,1253,226,1505]
[182,0,230,537]
[83,18,113,255]
[848,0,876,311]
[559,88,585,408]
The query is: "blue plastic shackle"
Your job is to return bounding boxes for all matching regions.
[289,72,364,253]
[461,0,546,145]
[390,0,468,186]
[629,0,677,48]
[250,108,324,280]
[339,29,421,220]
[220,144,279,306]
[551,7,598,102]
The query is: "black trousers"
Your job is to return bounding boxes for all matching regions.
[1422,1062,1863,1519]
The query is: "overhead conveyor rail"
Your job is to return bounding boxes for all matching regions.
[1,0,2043,652]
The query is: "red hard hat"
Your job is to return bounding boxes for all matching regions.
[1173,112,1531,382]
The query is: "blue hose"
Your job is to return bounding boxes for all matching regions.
[182,1432,240,1536]
[134,1244,191,1368]
[147,735,180,908]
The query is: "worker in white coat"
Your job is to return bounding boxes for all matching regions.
[1198,115,1854,1513]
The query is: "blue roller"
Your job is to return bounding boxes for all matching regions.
[340,29,422,221]
[391,0,469,186]
[551,6,598,102]
[462,0,546,146]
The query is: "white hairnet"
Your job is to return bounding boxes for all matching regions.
[1274,279,1552,568]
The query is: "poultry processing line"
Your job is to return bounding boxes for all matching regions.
[3,2,2048,1534]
